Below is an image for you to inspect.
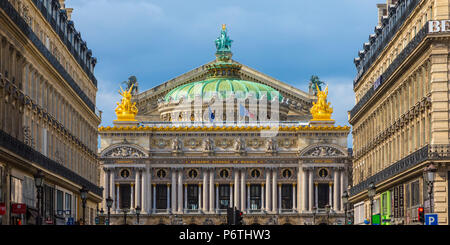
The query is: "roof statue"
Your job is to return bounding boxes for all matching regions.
[310,84,334,122]
[115,84,138,121]
[308,75,325,95]
[122,75,139,95]
[215,24,233,53]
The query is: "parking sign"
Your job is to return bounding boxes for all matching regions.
[425,214,438,225]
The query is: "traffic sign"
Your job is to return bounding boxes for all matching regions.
[425,214,438,225]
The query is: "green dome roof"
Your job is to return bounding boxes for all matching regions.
[164,78,283,102]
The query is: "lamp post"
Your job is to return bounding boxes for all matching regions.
[80,186,88,225]
[342,191,349,225]
[424,163,437,213]
[325,204,331,225]
[106,196,113,225]
[100,208,104,225]
[34,170,44,225]
[312,206,317,225]
[367,182,376,225]
[123,208,129,225]
[135,206,141,225]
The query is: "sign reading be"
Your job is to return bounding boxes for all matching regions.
[429,20,450,33]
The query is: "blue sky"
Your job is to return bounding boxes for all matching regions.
[67,0,381,147]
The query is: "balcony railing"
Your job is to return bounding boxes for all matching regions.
[354,0,421,87]
[0,0,97,113]
[349,144,450,197]
[0,129,102,196]
[30,0,97,87]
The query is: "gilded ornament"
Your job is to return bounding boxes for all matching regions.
[115,84,138,121]
[310,84,334,122]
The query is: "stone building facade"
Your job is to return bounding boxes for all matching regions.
[0,0,101,225]
[349,0,450,225]
[99,26,351,225]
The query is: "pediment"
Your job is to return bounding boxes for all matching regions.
[101,144,148,158]
[299,144,346,157]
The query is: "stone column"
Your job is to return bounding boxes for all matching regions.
[171,169,177,212]
[302,168,308,212]
[229,183,233,208]
[152,184,156,212]
[198,183,202,211]
[110,170,115,210]
[184,184,188,211]
[272,169,277,213]
[240,169,246,211]
[178,170,183,213]
[329,182,333,208]
[135,170,141,210]
[130,183,134,210]
[116,183,120,211]
[103,169,109,210]
[278,184,282,212]
[292,183,296,211]
[148,168,152,213]
[333,169,339,211]
[309,169,313,211]
[203,170,209,212]
[265,169,271,212]
[261,183,265,211]
[340,168,345,212]
[166,184,170,212]
[142,168,147,213]
[209,168,215,213]
[247,183,250,211]
[215,184,219,212]
[234,169,240,209]
[314,183,318,209]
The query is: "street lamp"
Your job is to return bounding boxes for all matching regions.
[342,191,349,225]
[424,163,437,213]
[34,170,44,225]
[80,186,88,225]
[325,204,331,225]
[123,208,129,225]
[106,196,113,225]
[100,208,104,225]
[367,182,376,225]
[135,206,141,225]
[312,206,317,225]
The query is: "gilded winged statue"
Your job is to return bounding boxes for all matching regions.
[310,84,333,121]
[115,84,138,121]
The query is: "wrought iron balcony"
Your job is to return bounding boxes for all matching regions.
[354,0,421,87]
[349,144,450,197]
[0,129,102,196]
[0,0,97,113]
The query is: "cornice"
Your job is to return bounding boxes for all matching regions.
[98,125,351,132]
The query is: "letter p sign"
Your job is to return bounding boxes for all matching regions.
[425,214,438,225]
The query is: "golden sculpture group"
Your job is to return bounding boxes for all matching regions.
[115,84,138,121]
[310,84,334,121]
